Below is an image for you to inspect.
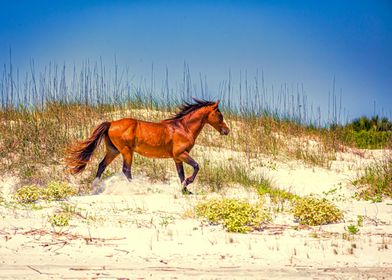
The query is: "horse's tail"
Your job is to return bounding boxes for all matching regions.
[65,122,111,174]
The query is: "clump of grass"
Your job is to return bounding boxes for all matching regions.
[49,212,72,227]
[197,162,252,191]
[14,181,76,203]
[196,162,229,190]
[198,162,298,212]
[353,158,392,202]
[42,181,77,200]
[14,185,42,203]
[357,215,364,227]
[257,182,298,205]
[195,198,271,233]
[60,202,79,215]
[347,224,359,235]
[133,155,170,182]
[291,196,343,226]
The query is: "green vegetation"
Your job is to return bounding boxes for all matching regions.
[353,158,392,202]
[341,130,391,149]
[0,61,387,236]
[357,215,364,227]
[41,181,77,200]
[15,181,76,203]
[133,156,170,183]
[258,183,298,205]
[15,185,41,203]
[333,116,392,149]
[0,61,391,192]
[291,196,343,226]
[347,224,359,235]
[195,198,271,233]
[197,162,256,191]
[49,212,72,227]
[351,116,392,132]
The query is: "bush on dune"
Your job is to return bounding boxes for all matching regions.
[14,181,76,203]
[195,198,271,233]
[291,196,343,226]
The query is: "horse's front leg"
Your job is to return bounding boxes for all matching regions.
[175,152,199,194]
[175,160,185,183]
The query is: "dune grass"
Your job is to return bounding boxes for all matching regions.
[353,157,392,202]
[0,61,391,195]
[6,62,392,235]
[1,99,390,194]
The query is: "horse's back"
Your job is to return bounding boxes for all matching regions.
[108,118,138,137]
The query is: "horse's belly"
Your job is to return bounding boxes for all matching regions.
[134,144,172,158]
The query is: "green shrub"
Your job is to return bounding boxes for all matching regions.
[195,198,271,233]
[14,181,76,203]
[354,158,392,201]
[42,181,76,200]
[350,116,392,132]
[353,131,391,149]
[49,212,72,227]
[15,185,41,203]
[347,224,359,234]
[341,130,391,149]
[291,196,343,226]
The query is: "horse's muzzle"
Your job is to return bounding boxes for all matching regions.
[220,127,230,135]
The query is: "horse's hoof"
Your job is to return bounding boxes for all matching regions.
[182,188,193,195]
[91,178,104,195]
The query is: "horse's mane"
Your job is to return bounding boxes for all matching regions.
[166,98,216,120]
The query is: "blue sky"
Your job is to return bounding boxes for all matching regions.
[0,0,391,120]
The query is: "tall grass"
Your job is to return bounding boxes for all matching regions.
[353,157,392,202]
[0,59,391,189]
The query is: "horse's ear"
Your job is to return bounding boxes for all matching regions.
[212,100,220,110]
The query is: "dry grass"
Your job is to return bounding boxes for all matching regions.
[0,61,390,194]
[0,102,389,191]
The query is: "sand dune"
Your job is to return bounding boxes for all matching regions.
[1,147,392,279]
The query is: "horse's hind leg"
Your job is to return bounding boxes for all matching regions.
[121,147,134,181]
[95,137,120,180]
[91,137,119,194]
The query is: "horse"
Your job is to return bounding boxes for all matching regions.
[65,99,230,194]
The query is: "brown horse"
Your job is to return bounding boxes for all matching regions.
[65,99,230,194]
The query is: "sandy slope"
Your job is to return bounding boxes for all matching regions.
[1,147,392,279]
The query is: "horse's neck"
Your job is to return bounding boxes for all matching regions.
[182,110,207,139]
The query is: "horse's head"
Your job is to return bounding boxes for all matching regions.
[207,100,230,135]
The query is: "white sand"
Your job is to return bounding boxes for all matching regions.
[1,146,392,279]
